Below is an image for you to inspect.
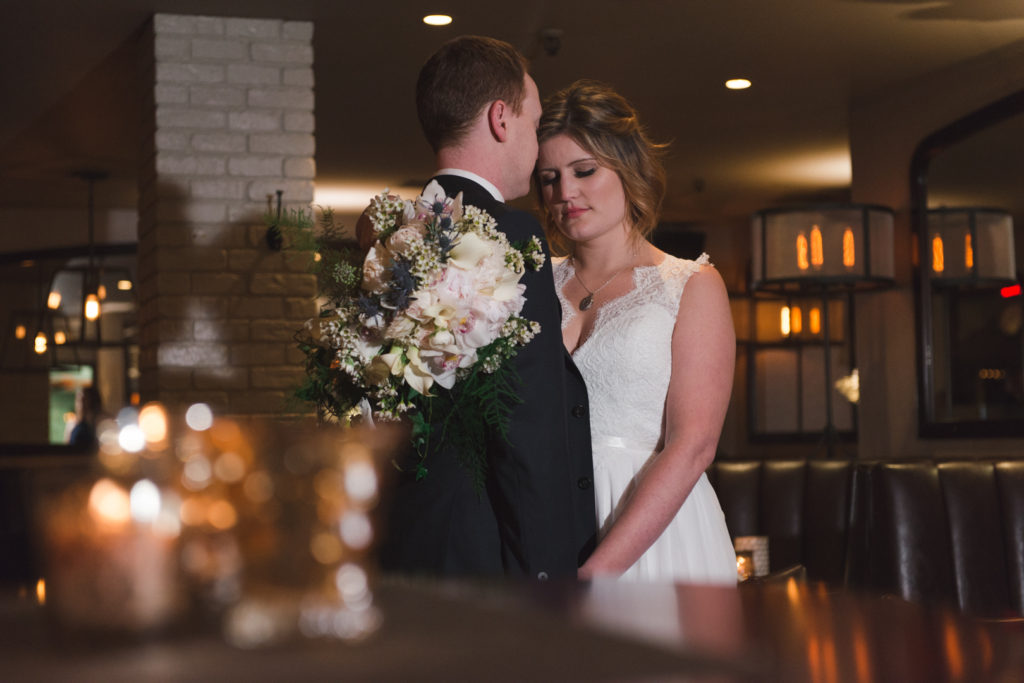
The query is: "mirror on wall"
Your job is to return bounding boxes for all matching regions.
[0,246,138,447]
[912,90,1024,436]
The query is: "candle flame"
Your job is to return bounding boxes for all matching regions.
[139,403,169,444]
[810,307,821,335]
[965,233,973,270]
[780,306,791,336]
[796,233,809,271]
[791,306,803,334]
[88,478,131,527]
[36,578,46,605]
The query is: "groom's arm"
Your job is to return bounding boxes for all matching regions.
[486,209,582,579]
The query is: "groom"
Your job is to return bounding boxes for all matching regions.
[377,35,596,579]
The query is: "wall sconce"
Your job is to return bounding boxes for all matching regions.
[751,204,896,289]
[927,207,1016,285]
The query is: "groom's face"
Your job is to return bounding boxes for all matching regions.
[505,75,542,200]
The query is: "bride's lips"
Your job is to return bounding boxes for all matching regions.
[564,207,587,220]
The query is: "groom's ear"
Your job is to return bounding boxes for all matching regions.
[488,99,509,142]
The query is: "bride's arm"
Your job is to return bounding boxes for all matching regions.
[578,265,735,579]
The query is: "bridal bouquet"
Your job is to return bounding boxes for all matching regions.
[295,181,545,486]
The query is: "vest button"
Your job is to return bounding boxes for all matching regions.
[571,404,586,418]
[577,477,592,490]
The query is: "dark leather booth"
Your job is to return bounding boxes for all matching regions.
[708,458,1024,618]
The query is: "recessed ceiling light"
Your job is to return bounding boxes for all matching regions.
[423,14,453,26]
[725,78,752,90]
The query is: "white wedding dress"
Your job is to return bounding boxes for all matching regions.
[555,254,737,584]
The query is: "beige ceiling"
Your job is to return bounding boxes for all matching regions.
[1,0,1023,223]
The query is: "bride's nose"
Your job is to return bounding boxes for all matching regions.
[557,175,578,202]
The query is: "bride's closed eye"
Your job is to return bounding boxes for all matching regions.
[538,167,597,187]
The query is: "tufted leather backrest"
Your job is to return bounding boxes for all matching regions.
[938,462,1012,616]
[863,463,956,606]
[995,462,1024,615]
[706,459,854,584]
[708,457,1024,618]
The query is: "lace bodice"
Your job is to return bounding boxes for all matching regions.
[554,254,710,453]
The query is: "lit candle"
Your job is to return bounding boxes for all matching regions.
[42,477,184,631]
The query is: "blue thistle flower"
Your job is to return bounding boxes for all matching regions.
[384,257,418,309]
[356,294,382,318]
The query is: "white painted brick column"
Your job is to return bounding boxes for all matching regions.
[137,14,317,417]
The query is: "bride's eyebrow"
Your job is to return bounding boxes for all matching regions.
[538,157,596,173]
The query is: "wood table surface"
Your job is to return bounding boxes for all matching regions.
[3,576,1023,682]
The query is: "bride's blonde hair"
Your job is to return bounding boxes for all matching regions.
[536,80,667,256]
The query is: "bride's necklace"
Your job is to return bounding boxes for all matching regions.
[572,258,633,311]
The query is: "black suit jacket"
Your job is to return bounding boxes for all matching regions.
[377,174,596,579]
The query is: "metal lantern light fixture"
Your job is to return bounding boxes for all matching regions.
[751,204,896,289]
[927,207,1016,285]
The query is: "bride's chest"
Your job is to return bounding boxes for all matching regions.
[573,299,677,369]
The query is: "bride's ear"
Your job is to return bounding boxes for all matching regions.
[488,99,509,142]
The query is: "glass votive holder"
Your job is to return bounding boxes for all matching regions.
[38,474,185,633]
[736,550,755,582]
[219,420,404,647]
[734,535,770,577]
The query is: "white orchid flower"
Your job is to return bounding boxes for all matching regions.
[415,181,463,222]
[420,301,457,327]
[432,328,455,347]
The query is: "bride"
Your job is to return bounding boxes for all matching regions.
[536,80,737,583]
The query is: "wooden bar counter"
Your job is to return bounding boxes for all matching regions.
[4,576,1023,681]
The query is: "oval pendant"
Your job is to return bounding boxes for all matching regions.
[580,295,594,311]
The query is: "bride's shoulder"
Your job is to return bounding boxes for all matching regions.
[658,252,712,279]
[655,253,716,304]
[551,255,572,273]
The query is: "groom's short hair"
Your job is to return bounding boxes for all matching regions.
[417,35,528,153]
